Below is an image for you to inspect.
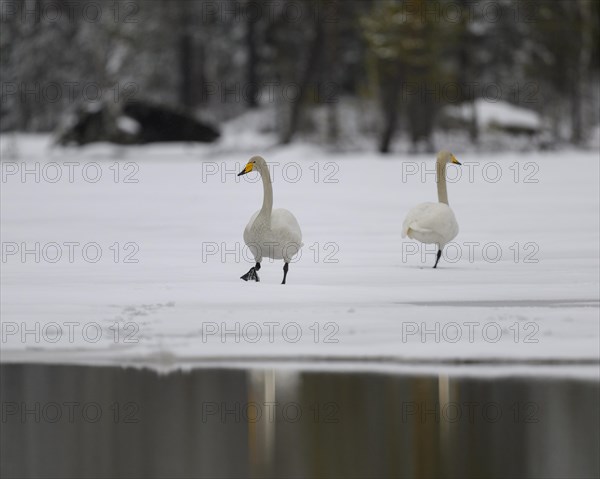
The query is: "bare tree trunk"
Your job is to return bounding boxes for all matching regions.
[571,68,582,145]
[245,2,259,108]
[572,0,593,145]
[196,43,209,106]
[378,62,402,154]
[281,16,324,145]
[179,2,194,111]
[325,0,339,144]
[469,101,479,145]
[458,0,478,145]
[408,77,436,153]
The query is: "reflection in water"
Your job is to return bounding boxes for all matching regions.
[1,364,598,478]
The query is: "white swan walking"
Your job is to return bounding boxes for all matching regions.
[402,150,461,268]
[237,156,303,284]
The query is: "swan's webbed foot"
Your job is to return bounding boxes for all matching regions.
[281,262,289,285]
[241,268,259,281]
[433,249,442,269]
[241,262,261,282]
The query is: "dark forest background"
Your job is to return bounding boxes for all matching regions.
[1,0,599,152]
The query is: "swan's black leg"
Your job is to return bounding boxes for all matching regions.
[433,249,442,269]
[281,262,289,284]
[241,262,261,282]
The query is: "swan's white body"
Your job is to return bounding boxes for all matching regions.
[244,208,303,263]
[402,151,461,266]
[402,202,458,248]
[239,156,303,268]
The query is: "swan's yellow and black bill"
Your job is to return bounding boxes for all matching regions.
[451,155,461,165]
[238,163,254,176]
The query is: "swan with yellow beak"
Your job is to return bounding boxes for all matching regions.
[237,156,303,284]
[402,150,461,268]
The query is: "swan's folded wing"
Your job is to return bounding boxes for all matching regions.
[402,203,436,237]
[405,203,459,245]
[243,210,261,245]
[407,222,434,233]
[270,208,303,246]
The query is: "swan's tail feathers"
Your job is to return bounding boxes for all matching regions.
[401,221,410,238]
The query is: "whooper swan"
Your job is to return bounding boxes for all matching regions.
[237,156,303,284]
[402,150,461,268]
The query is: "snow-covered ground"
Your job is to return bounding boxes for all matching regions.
[445,98,542,131]
[1,134,599,376]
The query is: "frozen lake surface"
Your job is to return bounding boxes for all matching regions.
[1,135,599,375]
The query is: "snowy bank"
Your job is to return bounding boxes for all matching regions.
[1,135,599,376]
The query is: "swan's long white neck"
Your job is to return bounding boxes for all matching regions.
[436,159,449,205]
[259,165,273,219]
